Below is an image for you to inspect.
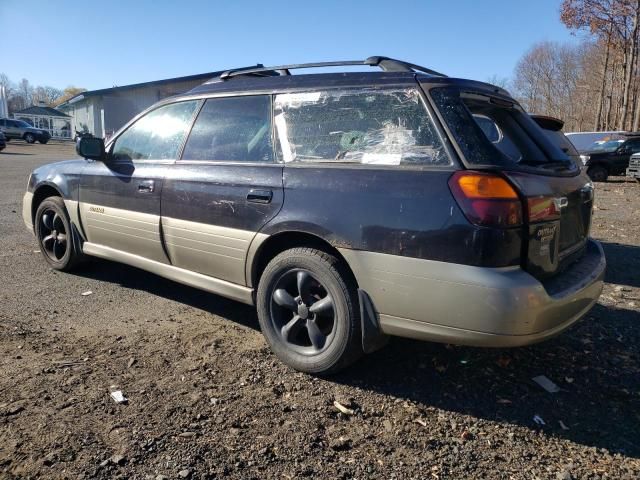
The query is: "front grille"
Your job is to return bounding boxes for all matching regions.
[630,156,640,167]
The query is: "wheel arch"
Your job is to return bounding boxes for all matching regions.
[31,183,64,227]
[247,230,359,291]
[587,161,610,172]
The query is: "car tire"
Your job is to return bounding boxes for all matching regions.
[34,196,84,271]
[256,247,362,375]
[24,133,36,144]
[38,139,48,144]
[587,165,608,182]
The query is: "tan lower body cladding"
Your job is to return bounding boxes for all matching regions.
[338,244,604,346]
[76,202,267,302]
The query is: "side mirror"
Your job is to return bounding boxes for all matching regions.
[76,136,106,161]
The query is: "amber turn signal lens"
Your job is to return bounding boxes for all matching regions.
[455,173,518,199]
[448,171,523,228]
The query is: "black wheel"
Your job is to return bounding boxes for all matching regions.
[34,196,83,271]
[24,133,36,144]
[38,139,48,144]
[256,247,362,375]
[587,165,608,182]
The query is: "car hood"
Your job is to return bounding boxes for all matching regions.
[32,159,85,178]
[583,150,612,157]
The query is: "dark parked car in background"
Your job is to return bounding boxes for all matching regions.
[21,57,605,374]
[580,133,640,182]
[0,130,6,151]
[0,118,51,144]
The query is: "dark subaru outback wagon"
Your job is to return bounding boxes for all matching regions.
[23,57,605,374]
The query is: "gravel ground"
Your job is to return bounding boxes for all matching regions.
[0,141,639,479]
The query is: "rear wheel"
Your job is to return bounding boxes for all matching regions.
[38,139,48,144]
[587,165,608,182]
[34,196,84,271]
[256,247,362,375]
[24,133,36,144]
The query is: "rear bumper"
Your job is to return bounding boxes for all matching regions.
[339,239,605,347]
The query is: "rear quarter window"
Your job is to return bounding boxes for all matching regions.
[273,88,450,167]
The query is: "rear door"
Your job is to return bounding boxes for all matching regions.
[79,100,199,264]
[4,119,21,139]
[161,95,283,286]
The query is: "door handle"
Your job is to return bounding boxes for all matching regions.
[247,189,273,204]
[138,180,155,193]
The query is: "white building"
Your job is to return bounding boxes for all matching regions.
[13,104,72,139]
[56,70,233,139]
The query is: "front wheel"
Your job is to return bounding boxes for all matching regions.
[256,247,362,375]
[587,165,608,182]
[34,196,84,271]
[24,133,36,143]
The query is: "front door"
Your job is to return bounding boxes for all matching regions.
[79,100,200,264]
[161,95,283,286]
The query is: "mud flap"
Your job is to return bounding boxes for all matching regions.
[358,288,388,354]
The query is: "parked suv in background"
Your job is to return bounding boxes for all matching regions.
[580,133,640,182]
[0,118,51,144]
[22,57,605,374]
[627,153,640,182]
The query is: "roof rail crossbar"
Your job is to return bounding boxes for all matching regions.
[218,56,446,80]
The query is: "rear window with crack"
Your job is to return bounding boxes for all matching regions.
[274,88,450,166]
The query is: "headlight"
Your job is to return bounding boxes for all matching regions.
[580,155,590,165]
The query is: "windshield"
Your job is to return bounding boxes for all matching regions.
[430,86,575,172]
[16,120,32,128]
[587,139,624,152]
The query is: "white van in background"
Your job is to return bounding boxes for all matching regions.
[565,131,626,153]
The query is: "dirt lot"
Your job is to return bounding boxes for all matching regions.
[0,141,639,479]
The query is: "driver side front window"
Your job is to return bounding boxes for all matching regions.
[111,101,199,161]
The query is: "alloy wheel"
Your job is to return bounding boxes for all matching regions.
[270,269,336,355]
[38,208,68,261]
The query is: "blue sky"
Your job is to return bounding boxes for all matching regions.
[0,0,583,91]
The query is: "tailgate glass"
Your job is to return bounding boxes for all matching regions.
[429,86,577,174]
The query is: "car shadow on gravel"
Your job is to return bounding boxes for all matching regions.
[70,258,639,457]
[335,302,640,457]
[70,259,260,331]
[600,241,640,288]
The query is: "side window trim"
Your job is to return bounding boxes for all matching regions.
[175,99,205,161]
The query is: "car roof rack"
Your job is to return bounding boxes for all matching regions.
[218,56,447,80]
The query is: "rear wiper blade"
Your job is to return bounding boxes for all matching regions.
[518,159,571,169]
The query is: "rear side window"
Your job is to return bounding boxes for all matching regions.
[273,88,449,166]
[181,95,273,162]
[430,87,574,171]
[112,101,199,161]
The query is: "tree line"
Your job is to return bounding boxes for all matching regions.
[511,0,640,132]
[0,73,85,113]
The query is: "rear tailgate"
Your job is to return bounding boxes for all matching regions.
[425,82,593,279]
[504,171,593,278]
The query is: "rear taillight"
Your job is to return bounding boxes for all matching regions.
[448,171,522,228]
